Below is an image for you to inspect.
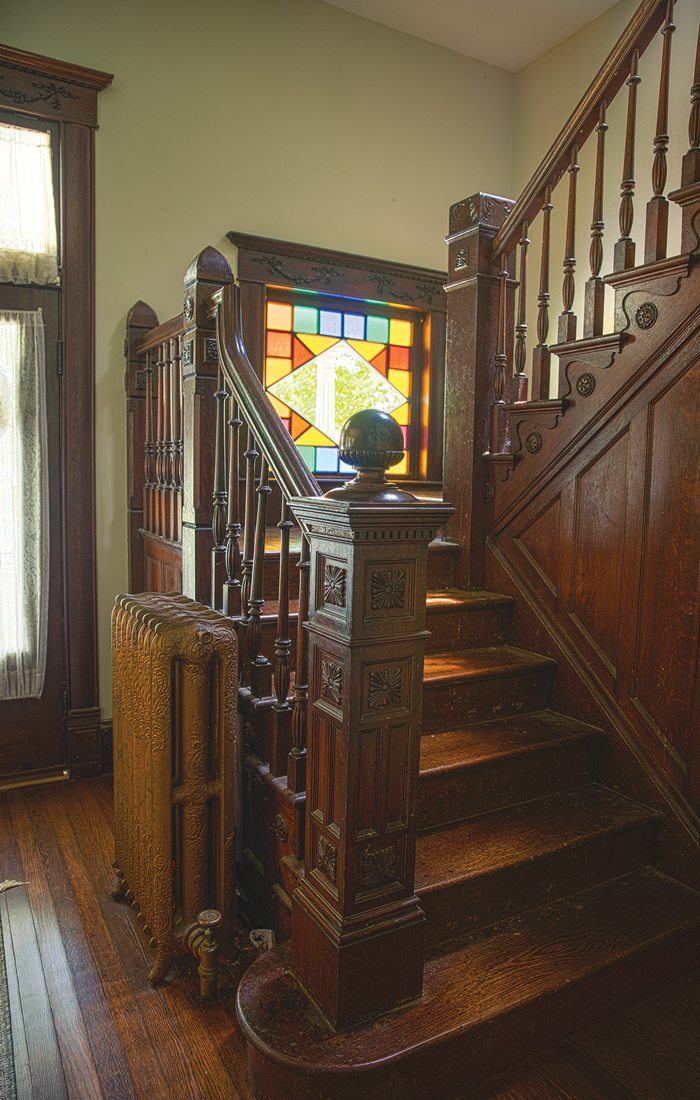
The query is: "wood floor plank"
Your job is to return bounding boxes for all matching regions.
[0,894,32,1100]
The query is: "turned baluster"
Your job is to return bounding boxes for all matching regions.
[246,458,272,696]
[532,186,553,400]
[513,221,529,402]
[558,145,579,343]
[240,427,258,623]
[585,102,608,338]
[489,253,509,454]
[143,350,154,532]
[273,500,293,711]
[682,18,700,185]
[646,0,675,263]
[615,50,641,271]
[287,534,310,794]
[162,340,173,540]
[171,335,183,542]
[155,343,167,537]
[211,364,228,609]
[222,392,243,617]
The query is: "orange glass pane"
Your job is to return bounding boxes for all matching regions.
[390,346,410,370]
[291,411,309,439]
[265,357,292,385]
[371,348,387,376]
[267,302,293,330]
[388,368,411,397]
[267,330,292,357]
[389,318,413,347]
[293,336,315,368]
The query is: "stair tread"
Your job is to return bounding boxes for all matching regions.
[415,785,658,892]
[420,710,604,774]
[424,646,556,684]
[426,589,512,613]
[237,867,700,1069]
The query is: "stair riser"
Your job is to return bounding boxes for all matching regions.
[422,668,554,732]
[425,607,510,652]
[421,820,657,950]
[417,736,603,829]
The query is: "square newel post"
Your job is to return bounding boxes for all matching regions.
[290,411,453,1031]
[443,192,515,588]
[181,247,233,602]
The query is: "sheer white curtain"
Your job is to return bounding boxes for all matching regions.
[0,122,58,286]
[0,311,49,699]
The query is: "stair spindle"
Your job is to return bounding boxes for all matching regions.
[162,340,173,540]
[558,145,579,344]
[532,186,553,400]
[273,500,293,712]
[246,458,272,694]
[645,0,676,262]
[287,535,310,794]
[211,363,228,610]
[240,427,258,624]
[222,393,243,617]
[615,50,641,272]
[585,102,608,338]
[155,343,165,536]
[682,17,700,184]
[513,221,530,402]
[489,253,509,454]
[143,350,154,532]
[172,336,183,541]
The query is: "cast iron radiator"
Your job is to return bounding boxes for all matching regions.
[111,592,237,997]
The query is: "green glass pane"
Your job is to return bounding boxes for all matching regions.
[293,305,318,334]
[269,338,404,445]
[366,315,389,343]
[297,445,315,471]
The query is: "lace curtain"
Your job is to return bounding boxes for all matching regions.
[0,122,59,286]
[0,311,49,699]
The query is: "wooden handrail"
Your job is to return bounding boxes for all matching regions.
[136,313,185,354]
[213,282,322,503]
[493,0,667,258]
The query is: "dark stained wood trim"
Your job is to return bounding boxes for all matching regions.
[0,43,112,127]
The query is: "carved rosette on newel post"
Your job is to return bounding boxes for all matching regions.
[289,410,453,1031]
[181,248,234,602]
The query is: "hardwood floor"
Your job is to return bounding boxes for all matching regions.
[0,776,698,1099]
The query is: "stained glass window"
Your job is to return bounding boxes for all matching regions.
[264,299,414,476]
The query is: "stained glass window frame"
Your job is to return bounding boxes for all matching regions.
[261,286,424,481]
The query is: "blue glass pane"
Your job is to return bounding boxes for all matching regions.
[339,457,355,474]
[343,313,364,339]
[315,447,339,472]
[319,310,342,337]
[293,306,318,334]
[297,445,315,471]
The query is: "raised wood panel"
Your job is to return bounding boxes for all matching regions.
[142,534,182,594]
[571,430,630,677]
[634,362,700,773]
[515,495,561,598]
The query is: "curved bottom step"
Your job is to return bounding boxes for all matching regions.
[237,868,700,1100]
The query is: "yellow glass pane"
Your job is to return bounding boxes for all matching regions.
[388,368,411,397]
[266,357,292,385]
[346,339,386,363]
[392,453,409,475]
[297,333,339,356]
[267,302,293,330]
[389,318,413,347]
[393,401,410,425]
[296,425,335,447]
[268,393,290,417]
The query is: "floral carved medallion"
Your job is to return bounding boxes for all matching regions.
[321,659,343,706]
[370,569,406,611]
[323,563,346,608]
[362,846,398,889]
[317,835,337,884]
[368,667,402,709]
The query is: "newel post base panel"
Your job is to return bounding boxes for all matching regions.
[289,495,453,1031]
[181,248,234,602]
[443,193,515,588]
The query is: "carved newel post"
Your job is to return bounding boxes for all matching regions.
[290,411,453,1031]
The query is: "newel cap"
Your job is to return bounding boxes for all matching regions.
[325,409,414,502]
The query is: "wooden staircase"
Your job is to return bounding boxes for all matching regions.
[237,575,700,1097]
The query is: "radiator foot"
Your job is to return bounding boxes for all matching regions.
[148,947,174,986]
[111,868,128,902]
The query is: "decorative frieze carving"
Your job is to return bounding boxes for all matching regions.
[0,77,79,111]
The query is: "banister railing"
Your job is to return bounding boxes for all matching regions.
[493,0,667,259]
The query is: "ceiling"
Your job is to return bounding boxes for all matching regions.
[320,0,622,72]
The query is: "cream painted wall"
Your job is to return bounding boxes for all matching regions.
[511,0,695,382]
[4,0,514,715]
